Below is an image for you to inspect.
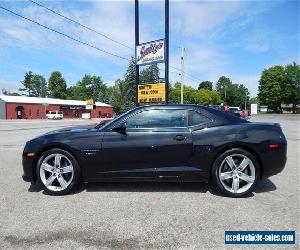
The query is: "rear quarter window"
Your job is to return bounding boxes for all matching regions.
[188,110,211,126]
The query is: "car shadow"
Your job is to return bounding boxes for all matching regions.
[28,184,43,192]
[254,178,277,193]
[27,178,276,196]
[80,182,209,193]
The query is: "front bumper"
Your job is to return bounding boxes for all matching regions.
[22,152,36,183]
[22,139,42,183]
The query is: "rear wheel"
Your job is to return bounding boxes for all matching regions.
[36,148,80,195]
[211,148,260,198]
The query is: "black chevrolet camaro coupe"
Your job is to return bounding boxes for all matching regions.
[22,105,287,197]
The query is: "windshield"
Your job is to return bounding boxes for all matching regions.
[95,109,133,130]
[94,120,111,129]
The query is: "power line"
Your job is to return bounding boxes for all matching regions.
[29,0,204,83]
[170,66,202,83]
[161,70,199,86]
[1,4,204,83]
[0,6,130,61]
[29,0,133,50]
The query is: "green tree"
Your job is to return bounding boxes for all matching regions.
[198,81,213,90]
[19,71,34,96]
[249,96,259,104]
[122,57,136,109]
[110,79,135,114]
[32,74,47,97]
[66,85,82,100]
[169,82,195,104]
[48,71,67,99]
[140,64,160,84]
[234,84,250,108]
[169,82,222,105]
[19,72,47,97]
[283,62,300,113]
[169,88,180,104]
[258,65,285,111]
[216,76,232,103]
[194,89,222,105]
[215,76,249,107]
[67,74,109,102]
[210,90,223,105]
[216,76,231,91]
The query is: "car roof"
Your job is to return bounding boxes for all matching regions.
[100,104,247,130]
[134,104,247,123]
[135,104,204,110]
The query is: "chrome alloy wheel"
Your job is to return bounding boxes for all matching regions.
[40,153,74,192]
[218,154,255,194]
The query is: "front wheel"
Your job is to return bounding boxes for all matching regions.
[36,148,80,195]
[211,148,260,198]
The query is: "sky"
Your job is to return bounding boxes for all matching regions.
[0,0,299,97]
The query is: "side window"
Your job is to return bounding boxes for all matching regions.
[126,109,187,128]
[188,110,211,126]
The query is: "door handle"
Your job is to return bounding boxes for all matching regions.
[174,135,186,141]
[148,145,158,152]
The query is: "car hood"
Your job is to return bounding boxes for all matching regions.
[46,125,97,134]
[250,122,281,127]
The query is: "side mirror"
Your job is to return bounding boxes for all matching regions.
[112,123,126,135]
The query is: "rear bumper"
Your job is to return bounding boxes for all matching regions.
[260,143,287,179]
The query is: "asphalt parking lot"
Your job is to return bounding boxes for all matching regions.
[0,115,299,249]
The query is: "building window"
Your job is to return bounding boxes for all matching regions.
[37,109,40,117]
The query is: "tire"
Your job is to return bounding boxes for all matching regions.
[211,148,260,198]
[36,148,80,195]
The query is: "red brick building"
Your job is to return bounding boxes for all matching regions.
[0,95,114,119]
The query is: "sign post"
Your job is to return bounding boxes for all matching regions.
[135,0,139,106]
[135,0,169,105]
[85,98,94,110]
[165,0,169,103]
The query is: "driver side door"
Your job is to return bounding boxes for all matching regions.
[97,108,193,180]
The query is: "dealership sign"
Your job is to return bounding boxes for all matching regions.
[86,98,94,110]
[251,104,258,115]
[138,83,165,103]
[136,39,165,65]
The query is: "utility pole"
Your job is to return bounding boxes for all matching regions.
[245,91,247,110]
[224,85,227,103]
[135,0,169,105]
[180,47,185,104]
